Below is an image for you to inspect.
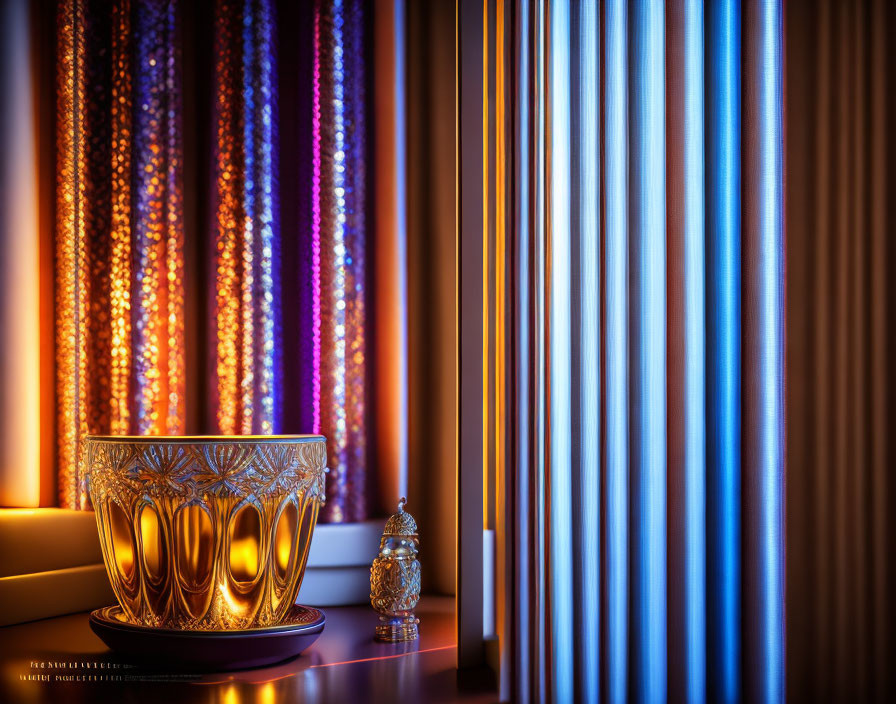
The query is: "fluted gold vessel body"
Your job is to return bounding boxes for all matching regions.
[85,435,326,630]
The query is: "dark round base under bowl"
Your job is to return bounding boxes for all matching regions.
[89,604,325,671]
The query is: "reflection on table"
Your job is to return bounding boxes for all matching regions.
[0,596,495,703]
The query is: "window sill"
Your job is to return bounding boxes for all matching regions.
[0,509,385,625]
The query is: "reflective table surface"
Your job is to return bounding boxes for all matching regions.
[0,596,496,703]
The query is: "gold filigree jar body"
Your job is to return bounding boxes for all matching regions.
[370,499,421,641]
[85,435,327,630]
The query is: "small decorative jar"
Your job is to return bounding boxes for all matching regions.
[369,498,421,641]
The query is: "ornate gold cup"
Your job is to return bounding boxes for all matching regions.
[85,435,326,630]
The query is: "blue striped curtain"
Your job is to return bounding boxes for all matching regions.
[507,1,784,702]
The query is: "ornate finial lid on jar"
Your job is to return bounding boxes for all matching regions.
[370,497,421,642]
[382,497,418,537]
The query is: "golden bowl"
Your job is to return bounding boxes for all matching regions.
[85,435,327,630]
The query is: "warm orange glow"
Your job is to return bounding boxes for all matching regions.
[217,578,252,621]
[310,645,455,669]
[482,0,490,530]
[109,0,132,435]
[258,682,276,704]
[223,684,239,704]
[175,503,215,617]
[494,0,508,690]
[481,0,507,537]
[495,0,506,489]
[139,504,165,580]
[274,502,298,574]
[454,0,459,624]
[56,0,90,509]
[373,0,407,511]
[55,0,186,508]
[213,6,249,435]
[109,501,135,579]
[229,504,262,583]
[0,0,41,507]
[177,505,213,573]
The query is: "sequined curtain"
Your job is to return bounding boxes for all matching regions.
[56,0,185,509]
[53,0,373,521]
[208,0,370,521]
[313,0,368,523]
[210,0,282,435]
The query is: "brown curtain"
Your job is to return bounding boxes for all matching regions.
[785,0,896,701]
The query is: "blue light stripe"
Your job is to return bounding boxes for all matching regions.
[240,0,280,433]
[707,1,741,701]
[575,0,600,701]
[629,1,666,702]
[533,3,548,698]
[756,1,785,700]
[684,1,707,701]
[548,1,573,701]
[393,0,409,497]
[256,0,281,433]
[605,1,628,700]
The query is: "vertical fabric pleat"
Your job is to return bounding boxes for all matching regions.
[847,2,868,691]
[56,0,186,508]
[548,2,574,700]
[132,0,185,436]
[628,2,666,701]
[314,0,369,522]
[666,1,705,701]
[511,1,532,700]
[56,0,90,508]
[109,0,132,436]
[706,1,741,700]
[211,0,245,434]
[785,0,896,701]
[742,1,785,702]
[507,1,784,701]
[572,2,601,702]
[604,2,628,700]
[210,0,281,435]
[867,1,891,698]
[518,1,549,698]
[781,0,814,698]
[533,4,548,700]
[832,2,852,693]
[242,0,281,434]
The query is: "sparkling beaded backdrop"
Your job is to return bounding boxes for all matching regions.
[211,0,283,436]
[56,0,186,509]
[55,0,371,521]
[313,0,368,523]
